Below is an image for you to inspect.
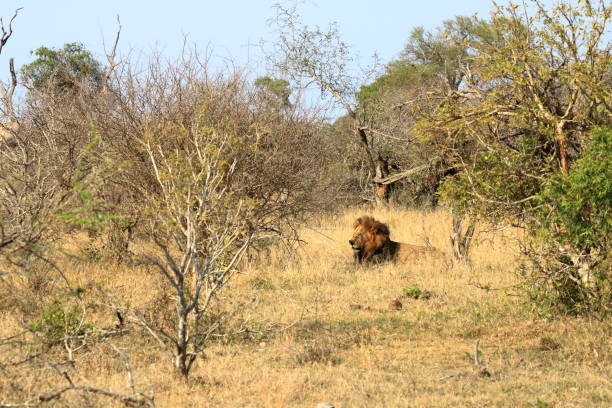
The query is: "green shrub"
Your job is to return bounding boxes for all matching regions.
[538,127,611,252]
[403,285,432,300]
[28,288,93,343]
[524,127,612,317]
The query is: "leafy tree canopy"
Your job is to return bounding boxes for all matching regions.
[254,76,292,107]
[21,42,103,92]
[357,16,489,108]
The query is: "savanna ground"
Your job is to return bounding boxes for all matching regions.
[1,208,610,407]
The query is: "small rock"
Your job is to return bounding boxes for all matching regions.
[316,403,335,408]
[477,366,492,377]
[388,299,402,311]
[539,336,561,351]
[349,303,363,310]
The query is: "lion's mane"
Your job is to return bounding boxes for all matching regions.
[352,216,390,262]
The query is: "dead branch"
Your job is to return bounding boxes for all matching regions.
[0,361,154,408]
[0,375,154,408]
[438,373,465,381]
[372,159,439,185]
[102,15,122,90]
[0,8,21,55]
[0,8,21,120]
[0,58,18,120]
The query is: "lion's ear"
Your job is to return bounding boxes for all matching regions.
[370,222,389,236]
[353,216,368,229]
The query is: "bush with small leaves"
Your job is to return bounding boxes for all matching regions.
[403,285,432,300]
[28,288,93,344]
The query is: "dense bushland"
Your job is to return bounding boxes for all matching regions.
[0,0,610,406]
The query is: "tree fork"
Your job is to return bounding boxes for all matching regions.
[356,125,377,176]
[356,124,389,203]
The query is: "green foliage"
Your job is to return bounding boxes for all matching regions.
[410,2,610,317]
[357,62,419,107]
[439,137,550,219]
[402,285,431,300]
[21,42,103,91]
[28,288,93,343]
[421,0,610,219]
[538,128,611,251]
[514,128,611,318]
[522,269,586,317]
[255,76,291,106]
[58,188,123,234]
[357,16,485,108]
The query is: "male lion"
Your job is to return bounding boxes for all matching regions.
[349,215,442,264]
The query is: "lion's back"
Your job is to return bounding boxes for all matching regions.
[396,242,444,262]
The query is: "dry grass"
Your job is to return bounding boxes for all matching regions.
[1,207,611,407]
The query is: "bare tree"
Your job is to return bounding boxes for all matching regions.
[268,4,399,204]
[0,355,154,407]
[0,8,21,120]
[132,128,254,377]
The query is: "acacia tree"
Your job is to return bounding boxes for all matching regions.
[21,42,104,92]
[422,0,611,217]
[416,0,611,313]
[136,125,254,377]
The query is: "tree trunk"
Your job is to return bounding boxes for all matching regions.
[375,154,391,206]
[175,313,190,377]
[556,121,569,176]
[450,214,476,260]
[352,121,393,204]
[355,126,376,176]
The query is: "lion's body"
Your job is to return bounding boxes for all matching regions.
[381,241,443,262]
[350,216,443,264]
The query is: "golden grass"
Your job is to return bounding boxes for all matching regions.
[1,207,611,407]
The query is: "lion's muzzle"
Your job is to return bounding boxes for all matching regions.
[349,240,361,252]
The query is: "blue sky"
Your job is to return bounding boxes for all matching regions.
[1,0,500,82]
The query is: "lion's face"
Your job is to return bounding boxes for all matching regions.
[349,216,390,263]
[349,224,368,252]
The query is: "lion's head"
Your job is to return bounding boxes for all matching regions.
[349,216,390,263]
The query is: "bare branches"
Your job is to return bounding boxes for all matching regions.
[136,130,253,375]
[0,365,154,408]
[269,3,358,111]
[0,58,18,120]
[372,159,440,185]
[97,50,324,377]
[0,8,21,55]
[268,3,382,189]
[0,9,21,120]
[103,15,122,90]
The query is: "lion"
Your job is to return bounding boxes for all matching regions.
[349,215,443,264]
